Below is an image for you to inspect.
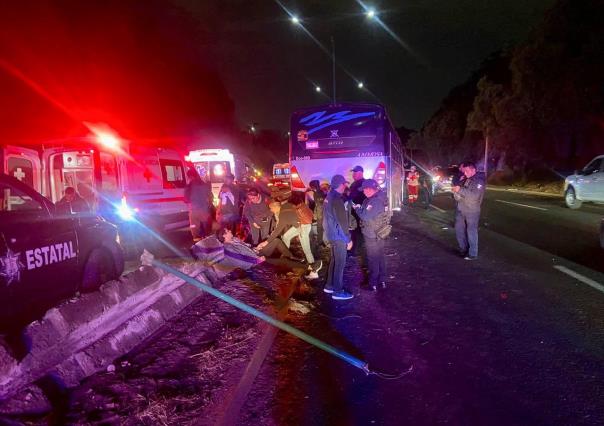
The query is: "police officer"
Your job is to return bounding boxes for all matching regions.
[354,179,389,291]
[348,165,366,255]
[452,162,485,260]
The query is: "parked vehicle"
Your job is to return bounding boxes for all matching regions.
[2,138,190,257]
[564,155,604,209]
[271,162,291,189]
[187,148,255,202]
[0,173,124,331]
[289,102,404,210]
[430,165,461,194]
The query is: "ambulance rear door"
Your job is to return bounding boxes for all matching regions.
[1,146,41,193]
[44,149,96,209]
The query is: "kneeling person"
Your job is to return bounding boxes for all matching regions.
[354,179,389,291]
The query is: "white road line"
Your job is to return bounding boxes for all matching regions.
[487,186,561,198]
[430,204,446,213]
[495,199,548,211]
[553,265,604,294]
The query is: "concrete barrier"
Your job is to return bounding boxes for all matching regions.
[0,261,212,403]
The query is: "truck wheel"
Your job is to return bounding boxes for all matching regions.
[104,241,125,277]
[81,249,115,293]
[565,187,582,209]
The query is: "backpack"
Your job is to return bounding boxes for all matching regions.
[295,203,314,225]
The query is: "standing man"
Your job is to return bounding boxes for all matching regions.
[452,162,485,260]
[184,169,213,241]
[348,165,366,255]
[354,179,389,291]
[323,175,354,300]
[406,165,420,204]
[242,188,271,246]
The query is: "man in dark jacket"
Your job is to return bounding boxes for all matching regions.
[355,179,389,291]
[57,187,90,215]
[452,162,485,260]
[323,174,354,300]
[243,188,271,245]
[348,165,366,255]
[184,169,213,241]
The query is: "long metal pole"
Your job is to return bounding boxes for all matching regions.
[484,134,489,177]
[150,258,369,372]
[331,36,336,104]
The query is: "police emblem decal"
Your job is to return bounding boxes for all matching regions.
[0,249,25,286]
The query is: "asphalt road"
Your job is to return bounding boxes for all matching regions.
[107,195,604,424]
[236,206,604,425]
[428,188,604,274]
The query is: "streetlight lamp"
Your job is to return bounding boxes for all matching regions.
[357,81,364,89]
[291,15,300,25]
[366,8,376,19]
[315,86,322,93]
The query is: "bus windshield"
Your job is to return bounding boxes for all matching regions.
[290,104,386,160]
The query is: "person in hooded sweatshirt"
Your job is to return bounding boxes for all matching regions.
[354,179,390,291]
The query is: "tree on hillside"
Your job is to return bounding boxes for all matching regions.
[467,0,604,173]
[415,51,510,167]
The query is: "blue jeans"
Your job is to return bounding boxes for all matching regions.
[326,240,347,292]
[455,210,480,257]
[364,237,386,286]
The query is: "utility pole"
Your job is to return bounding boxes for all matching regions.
[484,134,489,177]
[331,36,336,104]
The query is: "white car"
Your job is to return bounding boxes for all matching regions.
[564,155,604,209]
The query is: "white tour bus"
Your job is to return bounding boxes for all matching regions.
[289,102,404,210]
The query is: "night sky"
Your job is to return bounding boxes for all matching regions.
[188,0,556,130]
[0,0,556,145]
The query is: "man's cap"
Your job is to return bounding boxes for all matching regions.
[351,165,364,173]
[361,179,379,190]
[330,174,348,187]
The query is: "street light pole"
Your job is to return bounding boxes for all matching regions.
[484,133,489,177]
[331,36,336,104]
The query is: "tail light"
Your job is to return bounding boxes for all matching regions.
[373,161,387,188]
[290,165,307,191]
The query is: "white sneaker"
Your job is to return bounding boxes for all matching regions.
[305,271,319,280]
